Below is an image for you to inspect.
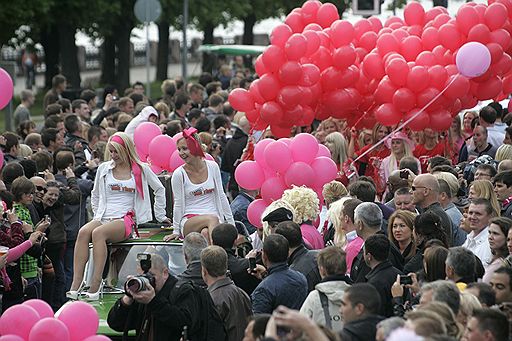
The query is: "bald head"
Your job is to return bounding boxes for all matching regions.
[412,174,440,208]
[239,116,250,134]
[498,159,512,173]
[414,174,440,193]
[30,176,46,187]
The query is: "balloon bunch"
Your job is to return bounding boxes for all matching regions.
[0,299,108,341]
[235,133,338,228]
[228,0,512,136]
[132,123,214,173]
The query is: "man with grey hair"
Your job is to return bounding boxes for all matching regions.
[445,247,477,288]
[376,317,405,341]
[14,89,35,127]
[350,202,404,283]
[419,280,461,315]
[201,246,252,341]
[178,232,208,287]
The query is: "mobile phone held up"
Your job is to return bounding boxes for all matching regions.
[400,275,413,285]
[249,257,257,273]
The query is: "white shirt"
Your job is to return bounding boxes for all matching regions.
[462,226,493,268]
[487,126,506,147]
[103,172,136,220]
[183,167,218,217]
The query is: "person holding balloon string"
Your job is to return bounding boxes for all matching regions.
[164,127,234,244]
[67,132,170,301]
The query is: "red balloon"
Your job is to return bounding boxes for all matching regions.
[391,29,409,43]
[316,3,339,29]
[438,24,463,51]
[285,12,305,33]
[354,19,373,40]
[285,34,307,61]
[404,1,425,26]
[304,23,323,32]
[425,7,445,23]
[393,88,416,112]
[310,46,333,71]
[429,109,452,131]
[362,53,385,79]
[416,51,437,67]
[401,36,423,62]
[258,74,281,101]
[260,101,284,124]
[324,89,354,112]
[330,20,355,47]
[270,24,293,48]
[270,124,292,138]
[277,86,303,109]
[358,31,378,52]
[303,30,321,56]
[487,43,504,65]
[321,67,343,92]
[503,74,512,93]
[428,65,448,89]
[262,45,286,73]
[384,16,404,28]
[246,109,259,123]
[254,55,268,76]
[332,45,356,70]
[444,75,470,99]
[456,5,479,35]
[432,45,448,65]
[249,80,265,104]
[405,109,430,131]
[302,0,322,24]
[432,14,451,29]
[282,105,304,123]
[467,24,491,44]
[485,3,508,31]
[377,33,400,56]
[407,66,430,93]
[368,16,383,33]
[492,53,512,75]
[417,87,441,110]
[300,64,321,86]
[421,27,440,51]
[228,88,255,112]
[375,77,398,104]
[476,76,502,100]
[375,103,402,126]
[386,58,409,87]
[279,61,303,85]
[490,29,512,51]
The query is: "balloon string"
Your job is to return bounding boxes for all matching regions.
[351,74,461,166]
[352,101,377,128]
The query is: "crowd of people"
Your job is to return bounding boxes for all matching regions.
[0,56,512,341]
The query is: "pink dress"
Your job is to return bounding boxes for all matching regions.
[300,223,324,250]
[344,237,364,274]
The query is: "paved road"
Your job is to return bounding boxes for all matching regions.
[13,62,202,96]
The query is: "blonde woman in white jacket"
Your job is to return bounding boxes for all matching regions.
[164,127,234,243]
[67,132,170,300]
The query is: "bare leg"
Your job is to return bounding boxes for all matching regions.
[89,220,126,292]
[183,214,220,244]
[70,220,102,291]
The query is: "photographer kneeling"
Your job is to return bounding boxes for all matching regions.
[107,253,202,341]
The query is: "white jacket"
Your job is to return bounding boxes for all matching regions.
[171,159,234,235]
[124,106,159,138]
[300,279,351,332]
[92,160,167,223]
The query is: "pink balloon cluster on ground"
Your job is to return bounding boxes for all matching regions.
[228,0,512,135]
[236,133,337,228]
[0,300,101,341]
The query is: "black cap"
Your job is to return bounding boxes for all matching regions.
[262,207,294,224]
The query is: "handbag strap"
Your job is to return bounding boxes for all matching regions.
[318,291,332,330]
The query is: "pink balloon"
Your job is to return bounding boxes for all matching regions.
[23,299,54,319]
[284,162,315,187]
[261,176,288,204]
[254,139,274,170]
[169,150,185,171]
[290,133,319,163]
[316,144,331,158]
[29,318,70,341]
[83,336,112,341]
[235,161,265,190]
[456,42,491,78]
[0,336,24,341]
[150,163,163,174]
[247,199,268,228]
[172,132,183,143]
[0,68,14,110]
[311,156,338,189]
[149,135,177,168]
[57,301,98,341]
[264,141,293,174]
[134,122,161,157]
[0,304,40,339]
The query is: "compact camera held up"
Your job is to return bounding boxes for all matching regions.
[125,253,156,296]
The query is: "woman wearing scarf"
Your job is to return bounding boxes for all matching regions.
[67,132,169,301]
[165,127,234,243]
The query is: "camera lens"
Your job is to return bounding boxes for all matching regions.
[125,276,151,293]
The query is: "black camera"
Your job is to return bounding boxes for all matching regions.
[125,254,156,295]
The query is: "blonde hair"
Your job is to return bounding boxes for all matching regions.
[422,302,463,339]
[154,101,170,118]
[106,132,143,169]
[261,199,297,239]
[387,138,414,175]
[281,186,320,224]
[434,172,460,198]
[325,132,349,166]
[117,113,133,125]
[458,292,482,326]
[495,144,512,162]
[198,132,213,146]
[322,181,348,207]
[470,180,501,217]
[18,144,33,158]
[358,129,373,149]
[319,118,341,132]
[327,197,351,248]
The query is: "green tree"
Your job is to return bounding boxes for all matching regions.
[155,0,182,81]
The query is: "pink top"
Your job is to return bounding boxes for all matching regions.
[344,237,364,274]
[6,240,33,263]
[300,223,324,250]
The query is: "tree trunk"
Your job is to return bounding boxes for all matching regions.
[242,13,256,45]
[40,23,60,89]
[156,19,170,81]
[115,21,133,92]
[201,22,215,73]
[58,23,81,89]
[100,36,116,86]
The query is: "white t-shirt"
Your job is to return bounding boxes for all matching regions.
[103,171,136,220]
[183,169,218,216]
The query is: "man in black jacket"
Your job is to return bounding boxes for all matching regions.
[350,203,403,283]
[211,223,260,295]
[107,254,202,341]
[275,221,321,292]
[339,283,384,341]
[178,232,207,287]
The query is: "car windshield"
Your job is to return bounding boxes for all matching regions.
[85,242,186,292]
